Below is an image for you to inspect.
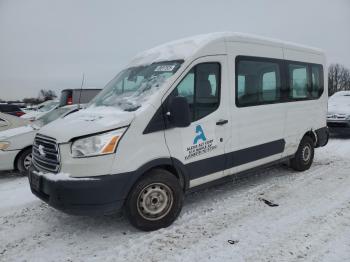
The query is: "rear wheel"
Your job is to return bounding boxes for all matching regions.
[125,169,183,231]
[16,148,32,175]
[290,136,314,171]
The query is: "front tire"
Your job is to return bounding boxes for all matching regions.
[16,148,32,175]
[125,169,183,231]
[290,136,314,171]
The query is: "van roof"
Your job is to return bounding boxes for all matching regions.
[129,32,324,67]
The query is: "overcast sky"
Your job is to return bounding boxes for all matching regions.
[0,0,349,100]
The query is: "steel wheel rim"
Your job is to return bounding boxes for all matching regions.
[137,183,173,221]
[302,144,311,163]
[23,153,32,170]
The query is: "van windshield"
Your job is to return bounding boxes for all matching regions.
[89,61,183,111]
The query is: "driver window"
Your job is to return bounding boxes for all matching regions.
[172,62,220,122]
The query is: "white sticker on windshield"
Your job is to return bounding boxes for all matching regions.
[154,65,176,72]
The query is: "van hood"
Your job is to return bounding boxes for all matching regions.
[38,106,135,143]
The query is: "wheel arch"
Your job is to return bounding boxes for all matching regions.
[303,130,317,146]
[124,158,189,197]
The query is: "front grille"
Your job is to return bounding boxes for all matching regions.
[32,134,60,173]
[327,122,349,128]
[327,114,347,120]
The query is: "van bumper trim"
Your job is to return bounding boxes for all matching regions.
[28,166,131,215]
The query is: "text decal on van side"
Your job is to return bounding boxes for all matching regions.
[185,125,217,161]
[193,125,207,144]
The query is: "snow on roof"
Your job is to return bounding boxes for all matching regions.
[128,32,228,67]
[128,32,324,67]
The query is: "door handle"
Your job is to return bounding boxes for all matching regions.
[216,119,228,126]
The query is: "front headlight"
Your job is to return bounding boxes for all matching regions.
[71,128,127,158]
[0,141,10,150]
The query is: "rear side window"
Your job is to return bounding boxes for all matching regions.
[172,63,220,122]
[287,63,324,100]
[311,65,324,98]
[288,64,308,99]
[236,58,282,107]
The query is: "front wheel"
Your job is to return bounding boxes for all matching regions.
[290,136,314,171]
[125,169,183,231]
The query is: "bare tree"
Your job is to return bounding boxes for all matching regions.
[22,97,42,105]
[328,64,350,96]
[38,89,57,101]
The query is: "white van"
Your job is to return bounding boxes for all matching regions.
[28,33,328,231]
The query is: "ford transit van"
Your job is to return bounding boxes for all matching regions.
[28,32,328,231]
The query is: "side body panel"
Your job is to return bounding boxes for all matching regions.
[109,105,171,175]
[282,48,327,156]
[226,41,287,175]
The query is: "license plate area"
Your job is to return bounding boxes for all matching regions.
[30,172,41,191]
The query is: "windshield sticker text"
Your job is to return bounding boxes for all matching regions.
[154,65,176,72]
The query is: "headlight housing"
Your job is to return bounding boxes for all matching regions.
[71,128,127,158]
[0,141,10,150]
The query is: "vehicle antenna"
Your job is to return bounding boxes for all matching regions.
[78,73,85,108]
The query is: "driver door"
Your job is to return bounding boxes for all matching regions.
[163,56,231,188]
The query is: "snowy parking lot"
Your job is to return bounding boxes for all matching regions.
[1,137,350,262]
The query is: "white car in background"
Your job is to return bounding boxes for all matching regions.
[0,105,80,174]
[0,112,30,132]
[21,100,59,121]
[327,91,350,134]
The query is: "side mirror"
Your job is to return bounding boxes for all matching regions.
[168,96,191,127]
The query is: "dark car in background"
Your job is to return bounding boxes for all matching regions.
[59,88,102,107]
[0,104,25,117]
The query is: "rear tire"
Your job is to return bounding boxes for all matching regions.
[290,136,314,171]
[125,169,183,231]
[16,148,32,175]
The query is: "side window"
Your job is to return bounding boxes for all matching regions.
[176,70,194,101]
[288,64,308,99]
[311,65,324,98]
[262,71,278,102]
[172,63,220,122]
[236,58,281,107]
[237,75,245,99]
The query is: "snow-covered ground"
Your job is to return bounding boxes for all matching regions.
[1,137,350,262]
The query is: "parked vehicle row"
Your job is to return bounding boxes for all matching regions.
[21,100,59,121]
[26,32,328,231]
[0,105,81,174]
[327,91,350,134]
[0,112,30,132]
[0,104,25,117]
[0,88,101,174]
